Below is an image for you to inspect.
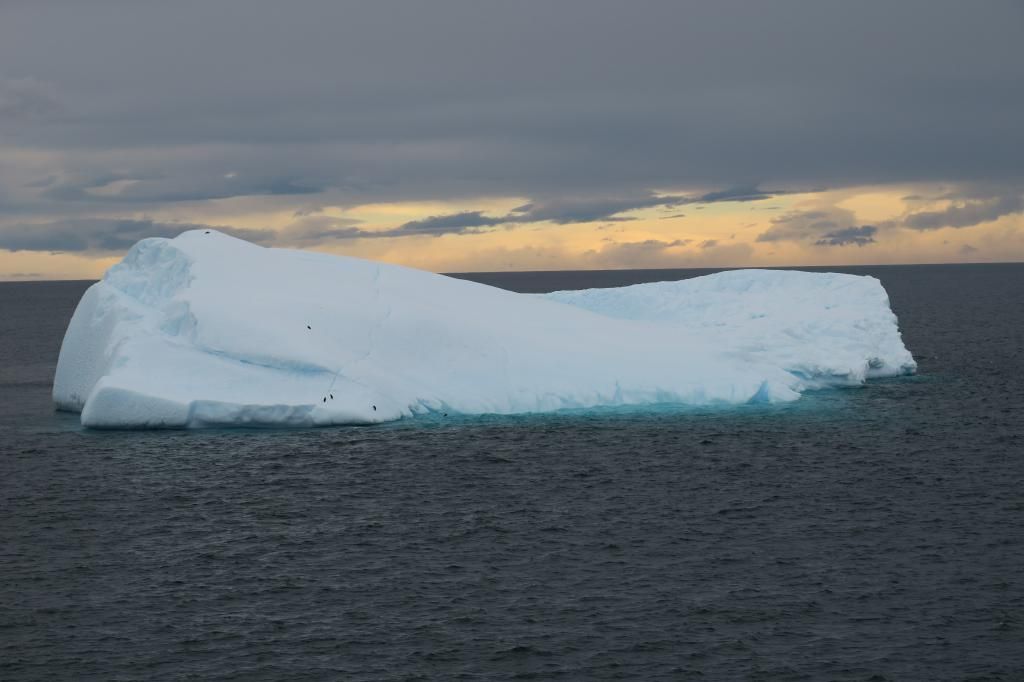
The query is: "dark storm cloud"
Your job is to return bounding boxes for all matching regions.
[814,225,878,247]
[0,218,274,253]
[0,0,1021,223]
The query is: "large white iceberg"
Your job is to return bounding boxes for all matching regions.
[53,230,915,428]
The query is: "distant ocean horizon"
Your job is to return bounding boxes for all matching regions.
[2,262,1022,680]
[5,257,1024,286]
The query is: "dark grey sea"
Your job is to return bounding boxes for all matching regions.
[2,264,1022,681]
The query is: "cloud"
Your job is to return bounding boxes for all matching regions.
[692,185,779,203]
[516,194,688,223]
[256,187,781,245]
[415,186,783,236]
[24,175,57,189]
[903,193,1023,230]
[814,225,877,246]
[375,193,690,238]
[0,76,62,120]
[584,238,751,269]
[757,207,881,247]
[758,208,847,243]
[392,211,507,236]
[1,1,1022,271]
[0,218,274,253]
[959,243,978,255]
[755,187,1022,249]
[1,0,1019,226]
[275,215,372,244]
[585,239,690,268]
[440,237,755,272]
[39,171,322,204]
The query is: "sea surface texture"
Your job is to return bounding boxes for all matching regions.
[2,264,1022,681]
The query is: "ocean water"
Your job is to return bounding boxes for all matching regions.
[1,264,1022,681]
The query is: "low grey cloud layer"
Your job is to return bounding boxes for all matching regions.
[1,2,1021,206]
[0,1,1022,258]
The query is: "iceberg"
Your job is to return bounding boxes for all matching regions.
[53,230,915,428]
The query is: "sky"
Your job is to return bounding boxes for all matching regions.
[1,0,1022,279]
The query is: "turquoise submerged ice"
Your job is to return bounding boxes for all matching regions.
[53,231,916,428]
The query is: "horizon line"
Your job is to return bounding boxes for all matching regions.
[3,258,1024,284]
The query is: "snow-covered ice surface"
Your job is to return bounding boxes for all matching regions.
[544,269,915,389]
[53,231,915,428]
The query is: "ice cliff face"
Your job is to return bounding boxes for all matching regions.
[53,230,915,428]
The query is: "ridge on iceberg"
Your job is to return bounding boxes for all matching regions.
[53,230,916,428]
